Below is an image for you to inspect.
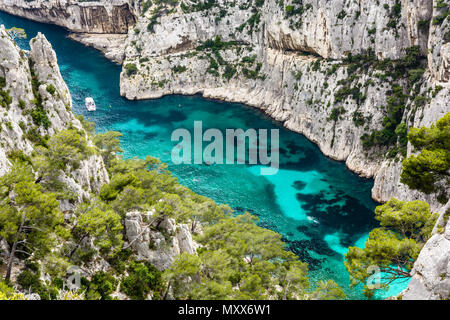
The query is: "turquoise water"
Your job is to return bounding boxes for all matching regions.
[0,12,409,299]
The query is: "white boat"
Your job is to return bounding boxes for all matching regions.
[85,97,96,111]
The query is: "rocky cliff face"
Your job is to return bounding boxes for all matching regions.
[428,1,450,82]
[118,0,449,209]
[0,0,136,33]
[124,210,199,270]
[0,28,199,286]
[0,26,109,205]
[266,0,432,59]
[1,0,449,299]
[68,32,127,64]
[0,0,136,63]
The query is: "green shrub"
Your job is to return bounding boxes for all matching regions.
[328,106,346,122]
[401,113,450,202]
[124,63,138,77]
[46,84,56,96]
[172,65,187,73]
[84,271,117,300]
[17,269,58,300]
[408,68,425,84]
[121,261,163,300]
[18,99,26,109]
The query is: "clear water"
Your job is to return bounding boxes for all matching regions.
[0,11,409,299]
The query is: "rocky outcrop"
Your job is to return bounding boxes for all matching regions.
[0,25,35,174]
[402,201,450,300]
[117,0,449,209]
[124,211,199,270]
[265,0,432,59]
[0,0,136,63]
[68,33,127,64]
[428,1,450,82]
[0,27,109,205]
[1,0,449,299]
[29,32,109,201]
[0,0,136,34]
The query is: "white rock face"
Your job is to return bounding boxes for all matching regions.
[427,2,450,82]
[124,211,199,270]
[30,32,109,201]
[68,33,127,64]
[1,0,449,299]
[0,27,109,206]
[372,84,449,212]
[0,0,136,33]
[0,26,34,175]
[0,0,136,62]
[402,201,450,300]
[29,32,74,136]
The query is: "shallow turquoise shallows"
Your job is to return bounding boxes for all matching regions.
[0,11,409,299]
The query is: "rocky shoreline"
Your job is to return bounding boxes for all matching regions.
[0,0,449,300]
[0,1,447,208]
[0,0,136,33]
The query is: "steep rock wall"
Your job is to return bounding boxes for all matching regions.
[1,0,449,299]
[119,0,449,210]
[117,1,449,298]
[0,26,109,205]
[0,0,136,33]
[125,211,199,270]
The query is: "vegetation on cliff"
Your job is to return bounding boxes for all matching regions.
[346,113,449,298]
[0,114,345,300]
[401,112,450,204]
[345,198,438,298]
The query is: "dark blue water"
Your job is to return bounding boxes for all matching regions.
[0,11,409,299]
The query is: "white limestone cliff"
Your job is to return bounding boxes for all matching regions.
[0,29,199,285]
[0,0,136,63]
[0,27,109,205]
[0,0,136,33]
[402,201,450,300]
[124,210,199,270]
[1,0,449,299]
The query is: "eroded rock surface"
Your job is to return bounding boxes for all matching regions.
[125,211,199,270]
[1,0,449,299]
[0,0,136,33]
[0,27,109,205]
[402,201,450,300]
